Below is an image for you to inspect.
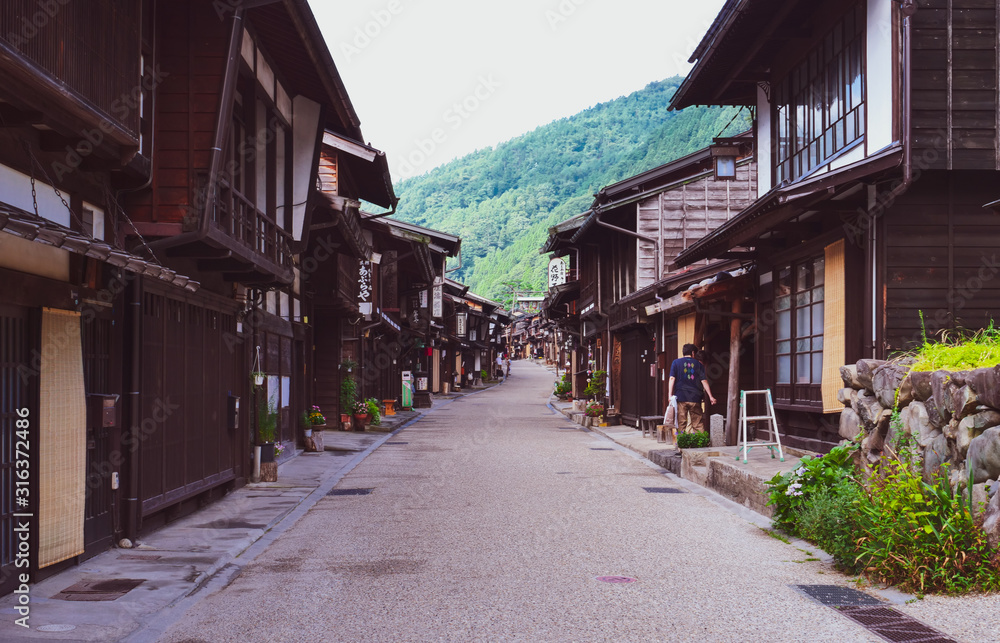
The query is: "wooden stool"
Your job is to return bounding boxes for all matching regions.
[383,399,396,416]
[639,416,660,438]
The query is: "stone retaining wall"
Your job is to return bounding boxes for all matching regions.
[838,359,1000,546]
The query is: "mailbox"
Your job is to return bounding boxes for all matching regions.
[87,394,119,428]
[227,395,240,429]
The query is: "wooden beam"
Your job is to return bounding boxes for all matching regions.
[725,298,742,446]
[167,245,232,259]
[0,103,42,126]
[709,1,801,103]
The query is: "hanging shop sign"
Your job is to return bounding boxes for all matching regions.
[358,260,373,318]
[456,312,467,337]
[548,257,568,288]
[432,277,443,318]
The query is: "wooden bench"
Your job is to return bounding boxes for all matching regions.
[639,416,661,439]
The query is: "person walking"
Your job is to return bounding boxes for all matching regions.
[667,343,716,434]
[496,353,506,381]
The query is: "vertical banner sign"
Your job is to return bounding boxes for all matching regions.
[432,277,443,319]
[358,260,373,318]
[456,312,467,337]
[548,257,568,288]
[382,251,398,309]
[419,289,428,308]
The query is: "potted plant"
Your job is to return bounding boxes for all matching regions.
[308,405,326,428]
[554,373,572,399]
[251,370,266,387]
[340,359,358,430]
[583,370,607,400]
[352,398,370,431]
[257,394,278,462]
[364,398,381,427]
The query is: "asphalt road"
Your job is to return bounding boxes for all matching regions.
[155,361,993,643]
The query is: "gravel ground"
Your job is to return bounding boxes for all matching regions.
[156,361,995,643]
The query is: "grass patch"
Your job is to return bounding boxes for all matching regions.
[908,314,1000,372]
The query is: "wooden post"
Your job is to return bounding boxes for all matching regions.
[725,299,742,446]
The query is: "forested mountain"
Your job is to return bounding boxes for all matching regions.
[390,76,751,302]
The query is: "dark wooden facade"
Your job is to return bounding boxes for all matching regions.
[0,0,404,595]
[670,0,1000,452]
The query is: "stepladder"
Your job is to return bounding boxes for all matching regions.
[736,389,784,464]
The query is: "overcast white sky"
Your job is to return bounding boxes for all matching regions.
[311,0,726,180]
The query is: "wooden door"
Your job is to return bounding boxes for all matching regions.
[0,305,32,595]
[82,315,117,557]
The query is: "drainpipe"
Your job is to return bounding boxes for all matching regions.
[124,276,143,544]
[872,2,916,356]
[145,8,245,252]
[116,0,158,202]
[593,211,661,283]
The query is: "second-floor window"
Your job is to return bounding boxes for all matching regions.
[775,3,865,184]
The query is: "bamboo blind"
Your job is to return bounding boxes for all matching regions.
[822,240,846,413]
[39,308,86,568]
[678,313,696,351]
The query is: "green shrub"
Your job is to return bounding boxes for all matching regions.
[554,372,572,396]
[676,431,710,449]
[854,459,1000,594]
[796,480,865,571]
[583,370,606,398]
[766,444,857,534]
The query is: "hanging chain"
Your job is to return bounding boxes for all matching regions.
[20,139,87,234]
[29,174,39,218]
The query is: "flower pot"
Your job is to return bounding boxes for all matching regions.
[304,428,313,438]
[352,413,369,431]
[253,374,264,386]
[260,443,275,463]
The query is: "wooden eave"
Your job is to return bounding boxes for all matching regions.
[670,0,827,110]
[672,144,903,268]
[0,201,198,291]
[323,132,397,209]
[247,0,362,139]
[0,43,138,157]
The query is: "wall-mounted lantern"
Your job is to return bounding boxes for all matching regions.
[710,138,745,181]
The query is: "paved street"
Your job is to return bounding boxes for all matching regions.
[138,362,996,642]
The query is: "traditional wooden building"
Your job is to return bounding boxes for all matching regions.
[670,0,1000,452]
[0,0,404,594]
[0,0,203,593]
[543,142,757,426]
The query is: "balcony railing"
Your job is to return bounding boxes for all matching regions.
[216,182,293,272]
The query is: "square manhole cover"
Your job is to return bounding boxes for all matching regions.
[327,488,373,496]
[642,487,685,494]
[55,578,144,601]
[793,585,883,607]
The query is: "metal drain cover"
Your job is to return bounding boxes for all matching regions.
[590,447,614,451]
[794,586,956,642]
[838,606,958,643]
[328,488,373,496]
[54,578,144,601]
[118,554,162,561]
[793,585,882,607]
[642,487,684,494]
[384,441,408,445]
[596,575,636,583]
